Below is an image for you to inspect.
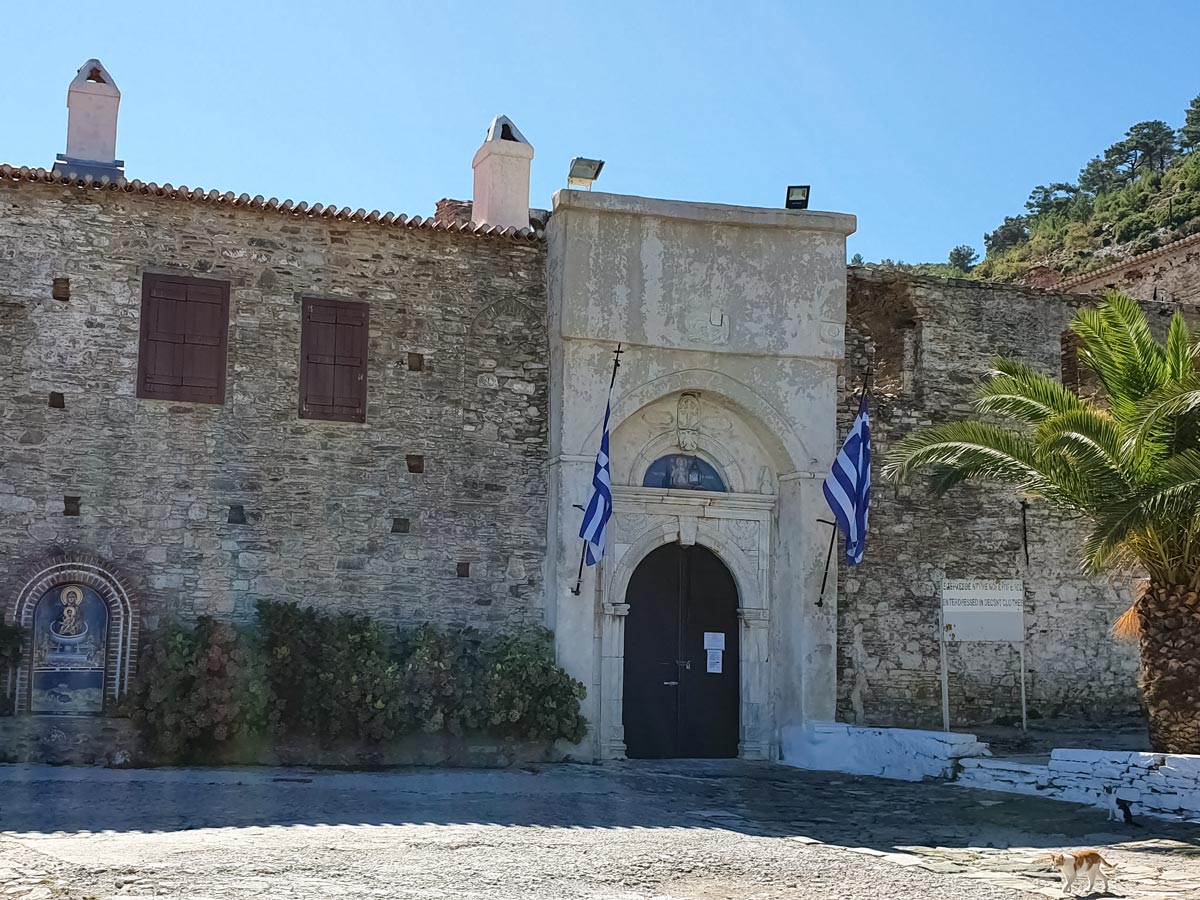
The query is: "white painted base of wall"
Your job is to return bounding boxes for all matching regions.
[957,749,1200,822]
[779,722,990,782]
[779,722,1200,824]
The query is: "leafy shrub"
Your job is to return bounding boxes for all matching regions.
[483,629,587,743]
[125,602,588,759]
[258,600,406,741]
[0,622,26,716]
[396,624,488,735]
[123,618,267,761]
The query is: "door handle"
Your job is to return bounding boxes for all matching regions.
[676,660,692,670]
[663,680,679,686]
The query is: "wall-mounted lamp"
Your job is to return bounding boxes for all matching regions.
[785,185,811,210]
[568,157,605,190]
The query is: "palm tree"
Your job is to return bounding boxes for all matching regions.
[885,293,1200,753]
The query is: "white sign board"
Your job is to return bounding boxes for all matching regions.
[703,632,725,651]
[706,649,723,673]
[941,578,1025,642]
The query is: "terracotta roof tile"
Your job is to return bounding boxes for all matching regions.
[0,164,545,243]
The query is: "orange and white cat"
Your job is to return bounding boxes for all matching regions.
[1049,850,1115,895]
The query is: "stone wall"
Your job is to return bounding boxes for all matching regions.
[957,748,1200,822]
[0,179,549,639]
[781,721,990,782]
[837,268,1153,729]
[1063,233,1200,305]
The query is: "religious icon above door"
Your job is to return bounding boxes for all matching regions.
[643,454,727,492]
[30,584,108,715]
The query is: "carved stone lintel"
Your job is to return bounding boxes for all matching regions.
[738,606,769,628]
[677,516,698,548]
[603,602,630,617]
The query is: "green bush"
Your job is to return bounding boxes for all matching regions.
[124,602,587,759]
[0,622,26,716]
[483,629,587,743]
[396,624,489,735]
[123,618,267,761]
[258,600,406,741]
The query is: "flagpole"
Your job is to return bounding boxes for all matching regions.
[816,519,837,608]
[571,343,623,596]
[815,369,873,607]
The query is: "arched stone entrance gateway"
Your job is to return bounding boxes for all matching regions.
[624,544,740,758]
[545,189,855,761]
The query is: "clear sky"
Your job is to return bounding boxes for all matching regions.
[4,1,1199,264]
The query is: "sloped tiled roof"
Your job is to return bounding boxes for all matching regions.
[0,164,545,243]
[1059,231,1200,289]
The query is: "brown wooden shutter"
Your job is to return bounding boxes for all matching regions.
[300,297,368,423]
[137,274,230,403]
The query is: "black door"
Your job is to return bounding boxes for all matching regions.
[623,543,740,758]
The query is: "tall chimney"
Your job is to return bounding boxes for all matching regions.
[53,59,124,180]
[472,115,533,230]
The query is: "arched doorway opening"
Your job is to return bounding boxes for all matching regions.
[623,543,740,758]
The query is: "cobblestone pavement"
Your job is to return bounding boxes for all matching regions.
[1,760,1198,900]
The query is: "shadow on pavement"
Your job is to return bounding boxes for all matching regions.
[0,759,1196,857]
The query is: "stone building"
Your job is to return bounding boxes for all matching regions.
[839,269,1152,729]
[0,60,1154,761]
[1058,232,1200,304]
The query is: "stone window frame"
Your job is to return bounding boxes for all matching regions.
[7,555,139,716]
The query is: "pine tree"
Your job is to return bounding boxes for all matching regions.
[1181,95,1200,153]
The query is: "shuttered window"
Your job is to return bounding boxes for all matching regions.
[137,273,230,404]
[299,297,369,423]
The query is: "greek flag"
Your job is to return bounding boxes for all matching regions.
[823,392,871,566]
[578,397,614,566]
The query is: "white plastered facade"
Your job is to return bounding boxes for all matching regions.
[545,190,856,760]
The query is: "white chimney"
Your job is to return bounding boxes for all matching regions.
[472,115,533,230]
[53,59,124,180]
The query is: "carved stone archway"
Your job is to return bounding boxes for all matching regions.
[598,491,774,760]
[7,554,139,715]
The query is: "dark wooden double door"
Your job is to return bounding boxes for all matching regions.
[623,544,740,759]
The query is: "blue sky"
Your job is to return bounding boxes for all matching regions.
[4,1,1199,263]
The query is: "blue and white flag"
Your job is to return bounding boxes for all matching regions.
[578,396,614,566]
[823,392,871,566]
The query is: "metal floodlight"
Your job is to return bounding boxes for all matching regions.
[785,185,811,210]
[568,157,605,189]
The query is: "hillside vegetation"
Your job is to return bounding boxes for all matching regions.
[861,94,1200,282]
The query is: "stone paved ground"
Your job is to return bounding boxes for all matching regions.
[0,761,1198,900]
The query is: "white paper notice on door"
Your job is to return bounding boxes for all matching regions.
[703,632,725,651]
[706,649,723,673]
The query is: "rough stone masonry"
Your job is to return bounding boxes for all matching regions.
[839,267,1160,728]
[0,177,549,635]
[0,171,1174,740]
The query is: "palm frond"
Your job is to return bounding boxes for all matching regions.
[1081,451,1200,576]
[1133,377,1200,449]
[1035,407,1131,479]
[1164,311,1199,383]
[1112,605,1140,641]
[973,358,1085,424]
[884,421,1083,503]
[1070,293,1170,420]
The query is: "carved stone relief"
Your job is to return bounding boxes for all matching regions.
[727,519,759,554]
[676,393,701,452]
[685,305,729,345]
